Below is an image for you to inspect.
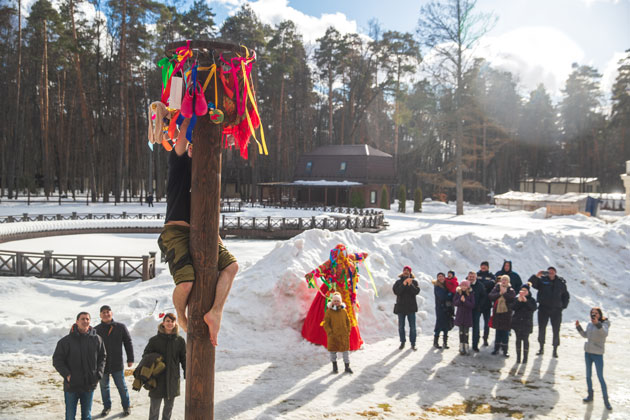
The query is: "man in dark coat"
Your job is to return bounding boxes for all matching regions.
[393,266,420,350]
[528,266,570,358]
[95,305,134,417]
[53,312,106,420]
[476,261,496,346]
[468,271,488,352]
[495,260,522,291]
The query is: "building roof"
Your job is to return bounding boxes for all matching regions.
[294,144,396,184]
[521,177,599,184]
[303,144,392,158]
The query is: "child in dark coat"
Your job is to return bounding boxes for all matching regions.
[511,283,538,363]
[453,280,475,355]
[393,266,420,351]
[489,275,516,357]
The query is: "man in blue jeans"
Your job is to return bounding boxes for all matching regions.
[393,266,420,351]
[95,305,134,417]
[53,312,106,420]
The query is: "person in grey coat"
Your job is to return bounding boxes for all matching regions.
[576,307,612,410]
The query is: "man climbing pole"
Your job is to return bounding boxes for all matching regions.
[157,118,239,347]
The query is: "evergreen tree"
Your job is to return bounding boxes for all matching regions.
[398,184,406,212]
[380,185,389,209]
[414,187,423,212]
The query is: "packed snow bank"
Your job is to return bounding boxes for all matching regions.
[1,209,628,357]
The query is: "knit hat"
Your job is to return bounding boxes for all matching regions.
[403,266,412,273]
[99,305,112,313]
[521,283,531,291]
[460,280,471,289]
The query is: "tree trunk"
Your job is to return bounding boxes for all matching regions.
[116,0,127,202]
[70,0,98,201]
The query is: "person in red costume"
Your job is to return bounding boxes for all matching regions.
[303,244,368,351]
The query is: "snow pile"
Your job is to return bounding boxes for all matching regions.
[1,203,628,358]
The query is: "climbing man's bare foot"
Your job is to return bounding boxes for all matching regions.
[203,309,222,347]
[176,312,188,332]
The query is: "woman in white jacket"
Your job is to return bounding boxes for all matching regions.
[575,307,611,410]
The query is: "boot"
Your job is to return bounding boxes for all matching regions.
[522,350,528,364]
[502,344,509,358]
[332,361,338,373]
[344,362,353,374]
[411,344,417,351]
[604,397,612,410]
[464,343,470,355]
[399,342,405,350]
[483,337,489,347]
[491,342,500,355]
[443,334,449,349]
[552,346,558,358]
[536,345,544,356]
[516,346,521,363]
[582,390,593,403]
[459,343,465,355]
[433,334,442,349]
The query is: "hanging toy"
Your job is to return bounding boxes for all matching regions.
[207,102,224,124]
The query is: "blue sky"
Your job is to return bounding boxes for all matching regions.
[207,0,629,100]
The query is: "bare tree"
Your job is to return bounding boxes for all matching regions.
[417,0,495,215]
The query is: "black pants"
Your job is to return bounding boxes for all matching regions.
[515,331,530,353]
[482,307,491,339]
[538,306,562,347]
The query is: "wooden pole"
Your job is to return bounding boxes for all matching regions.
[166,40,244,420]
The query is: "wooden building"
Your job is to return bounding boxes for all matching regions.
[258,145,396,207]
[519,177,601,194]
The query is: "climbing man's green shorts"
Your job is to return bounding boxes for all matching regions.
[157,225,237,285]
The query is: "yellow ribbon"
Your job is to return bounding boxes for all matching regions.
[361,261,378,297]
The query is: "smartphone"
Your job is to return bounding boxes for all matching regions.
[541,270,549,276]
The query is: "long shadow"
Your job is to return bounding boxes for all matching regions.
[334,348,407,405]
[214,355,320,420]
[257,370,345,418]
[385,345,444,401]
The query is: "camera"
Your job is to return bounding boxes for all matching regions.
[541,270,549,276]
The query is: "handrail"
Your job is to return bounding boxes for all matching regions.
[0,249,156,282]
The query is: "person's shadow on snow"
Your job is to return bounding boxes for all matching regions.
[256,370,345,418]
[384,344,444,401]
[214,357,320,420]
[497,354,559,419]
[333,348,408,405]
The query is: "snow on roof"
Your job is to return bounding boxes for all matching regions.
[521,177,599,184]
[292,180,363,186]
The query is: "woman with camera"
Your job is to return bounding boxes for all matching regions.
[576,307,612,410]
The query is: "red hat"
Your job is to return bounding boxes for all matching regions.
[403,266,412,272]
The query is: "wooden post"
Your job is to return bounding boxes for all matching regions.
[77,255,84,280]
[113,257,121,282]
[165,40,246,420]
[42,250,53,278]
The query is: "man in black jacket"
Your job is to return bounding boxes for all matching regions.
[476,261,496,346]
[528,266,570,358]
[393,266,420,351]
[95,305,134,417]
[53,312,106,420]
[468,271,488,352]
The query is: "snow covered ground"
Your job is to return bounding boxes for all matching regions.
[0,201,629,419]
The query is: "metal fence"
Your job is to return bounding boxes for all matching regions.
[0,250,156,282]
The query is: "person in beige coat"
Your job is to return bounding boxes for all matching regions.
[322,292,353,374]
